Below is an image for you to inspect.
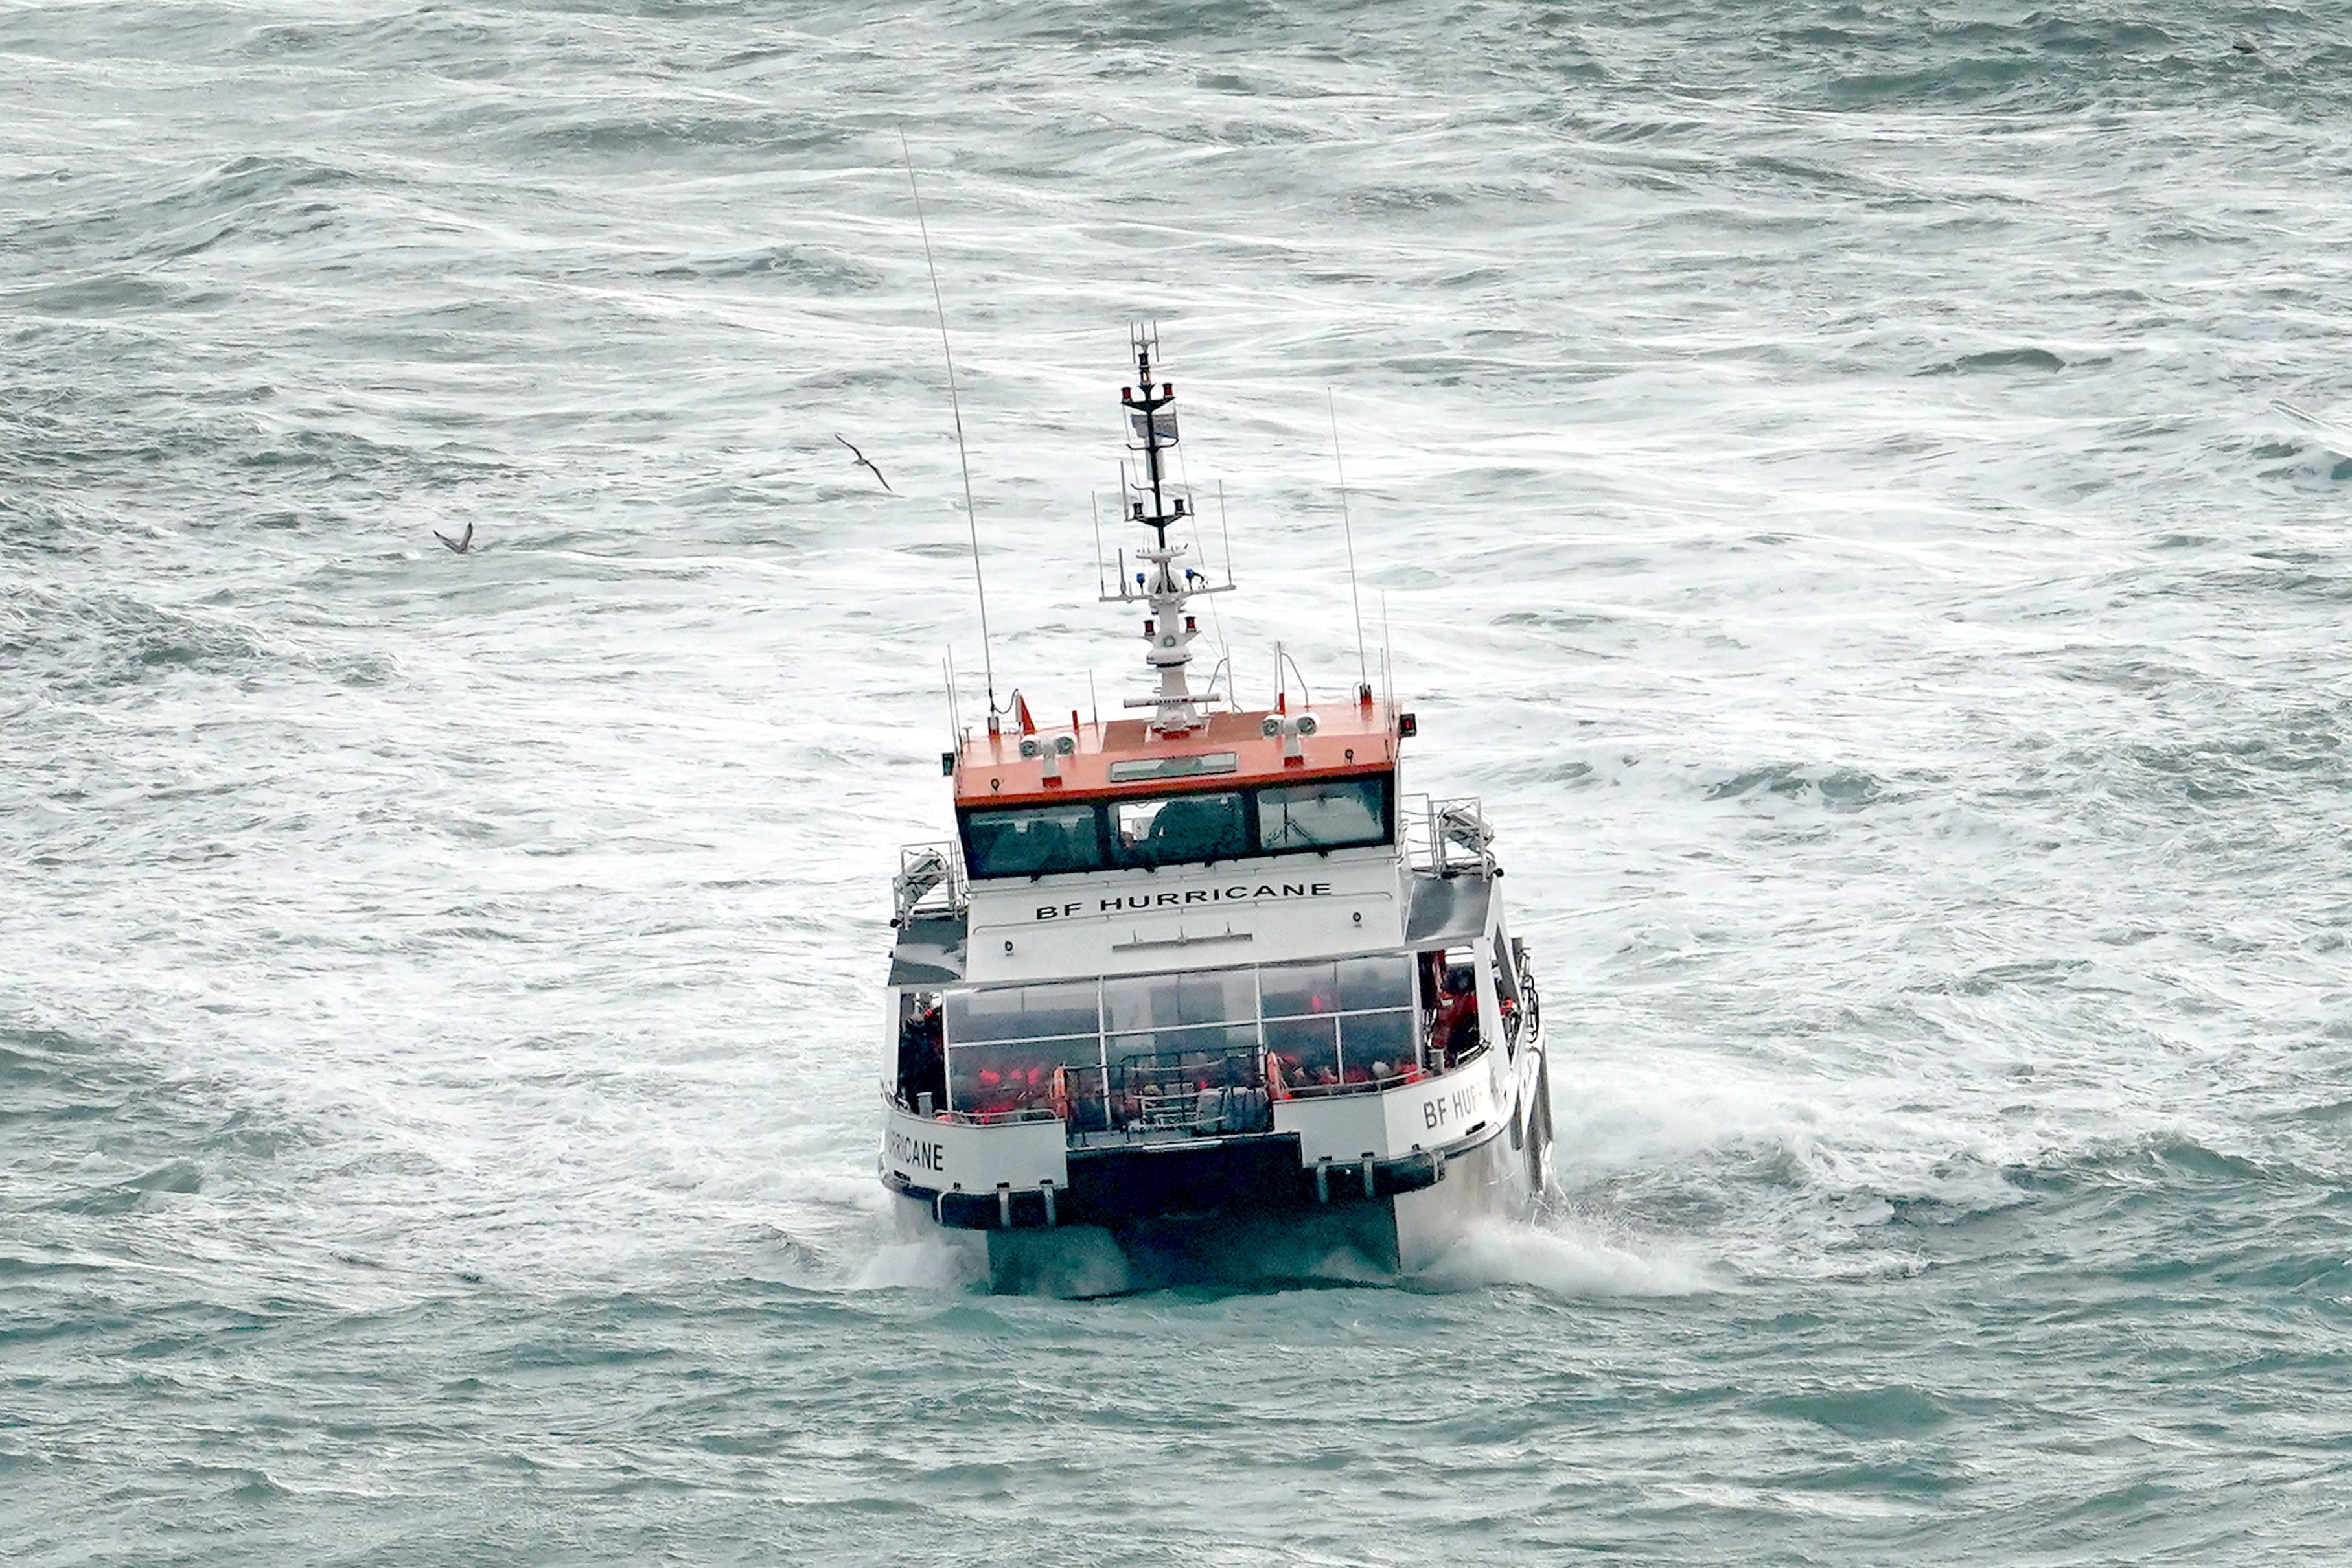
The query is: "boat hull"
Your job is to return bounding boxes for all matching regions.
[887,1090,1544,1296]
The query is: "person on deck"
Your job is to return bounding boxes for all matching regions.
[1429,966,1478,1068]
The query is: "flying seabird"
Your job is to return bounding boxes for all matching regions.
[835,434,892,493]
[433,522,475,555]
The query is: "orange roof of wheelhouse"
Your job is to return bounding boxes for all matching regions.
[952,698,1403,810]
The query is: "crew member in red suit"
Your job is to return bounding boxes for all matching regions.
[1429,966,1478,1068]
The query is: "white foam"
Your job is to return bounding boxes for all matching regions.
[847,1235,981,1293]
[1418,1216,1719,1298]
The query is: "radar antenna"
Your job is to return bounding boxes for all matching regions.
[1111,325,1229,737]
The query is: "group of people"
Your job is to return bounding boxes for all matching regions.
[1265,1052,1424,1096]
[901,949,1499,1124]
[967,1063,1065,1116]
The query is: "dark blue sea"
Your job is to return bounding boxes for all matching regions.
[6,3,2350,1563]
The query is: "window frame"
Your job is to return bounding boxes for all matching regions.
[938,950,1424,1115]
[1107,789,1251,870]
[958,800,1109,881]
[1254,776,1392,855]
[957,772,1394,881]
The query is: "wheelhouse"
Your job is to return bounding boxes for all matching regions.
[960,773,1392,879]
[950,698,1409,880]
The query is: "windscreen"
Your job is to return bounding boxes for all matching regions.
[961,803,1107,878]
[1109,790,1247,868]
[1256,777,1388,851]
[957,772,1391,879]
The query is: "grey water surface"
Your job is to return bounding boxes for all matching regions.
[5,3,2351,1563]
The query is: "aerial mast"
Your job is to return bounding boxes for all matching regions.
[1114,324,1224,737]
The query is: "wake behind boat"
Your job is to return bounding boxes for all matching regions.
[879,330,1552,1294]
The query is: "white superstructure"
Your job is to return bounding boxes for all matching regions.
[878,332,1552,1292]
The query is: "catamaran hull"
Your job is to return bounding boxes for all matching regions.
[887,1083,1549,1296]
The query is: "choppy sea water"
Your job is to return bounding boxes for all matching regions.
[6,2,2351,1562]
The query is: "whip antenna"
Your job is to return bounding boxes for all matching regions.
[1328,388,1369,692]
[904,133,997,722]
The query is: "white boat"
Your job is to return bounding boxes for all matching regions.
[878,330,1552,1293]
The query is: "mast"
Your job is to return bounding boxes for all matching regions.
[1113,323,1221,737]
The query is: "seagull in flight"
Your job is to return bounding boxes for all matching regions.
[835,434,892,493]
[433,522,475,555]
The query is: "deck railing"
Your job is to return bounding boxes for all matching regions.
[1279,1039,1487,1100]
[882,1090,1058,1129]
[1399,794,1497,877]
[892,839,968,925]
[888,1034,1493,1138]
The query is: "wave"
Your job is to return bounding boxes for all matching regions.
[1418,1215,1719,1297]
[0,585,273,696]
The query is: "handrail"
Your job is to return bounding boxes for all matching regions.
[1398,792,1495,877]
[1281,1072,1415,1100]
[881,1089,1055,1128]
[889,1043,1492,1124]
[893,839,968,924]
[1510,938,1540,1046]
[1281,1040,1489,1100]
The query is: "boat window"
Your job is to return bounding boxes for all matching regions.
[959,770,1396,880]
[1256,777,1388,852]
[1261,954,1416,1087]
[1102,969,1250,1033]
[1106,1022,1260,1076]
[948,1038,1105,1118]
[944,980,1101,1045]
[1111,790,1247,868]
[1334,954,1412,1013]
[962,803,1107,879]
[1102,969,1256,1078]
[1265,1015,1339,1087]
[936,952,1434,1120]
[1338,1010,1412,1077]
[1258,959,1337,1020]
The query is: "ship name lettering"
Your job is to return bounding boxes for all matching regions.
[1422,1086,1479,1131]
[886,1129,945,1172]
[1079,881,1339,917]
